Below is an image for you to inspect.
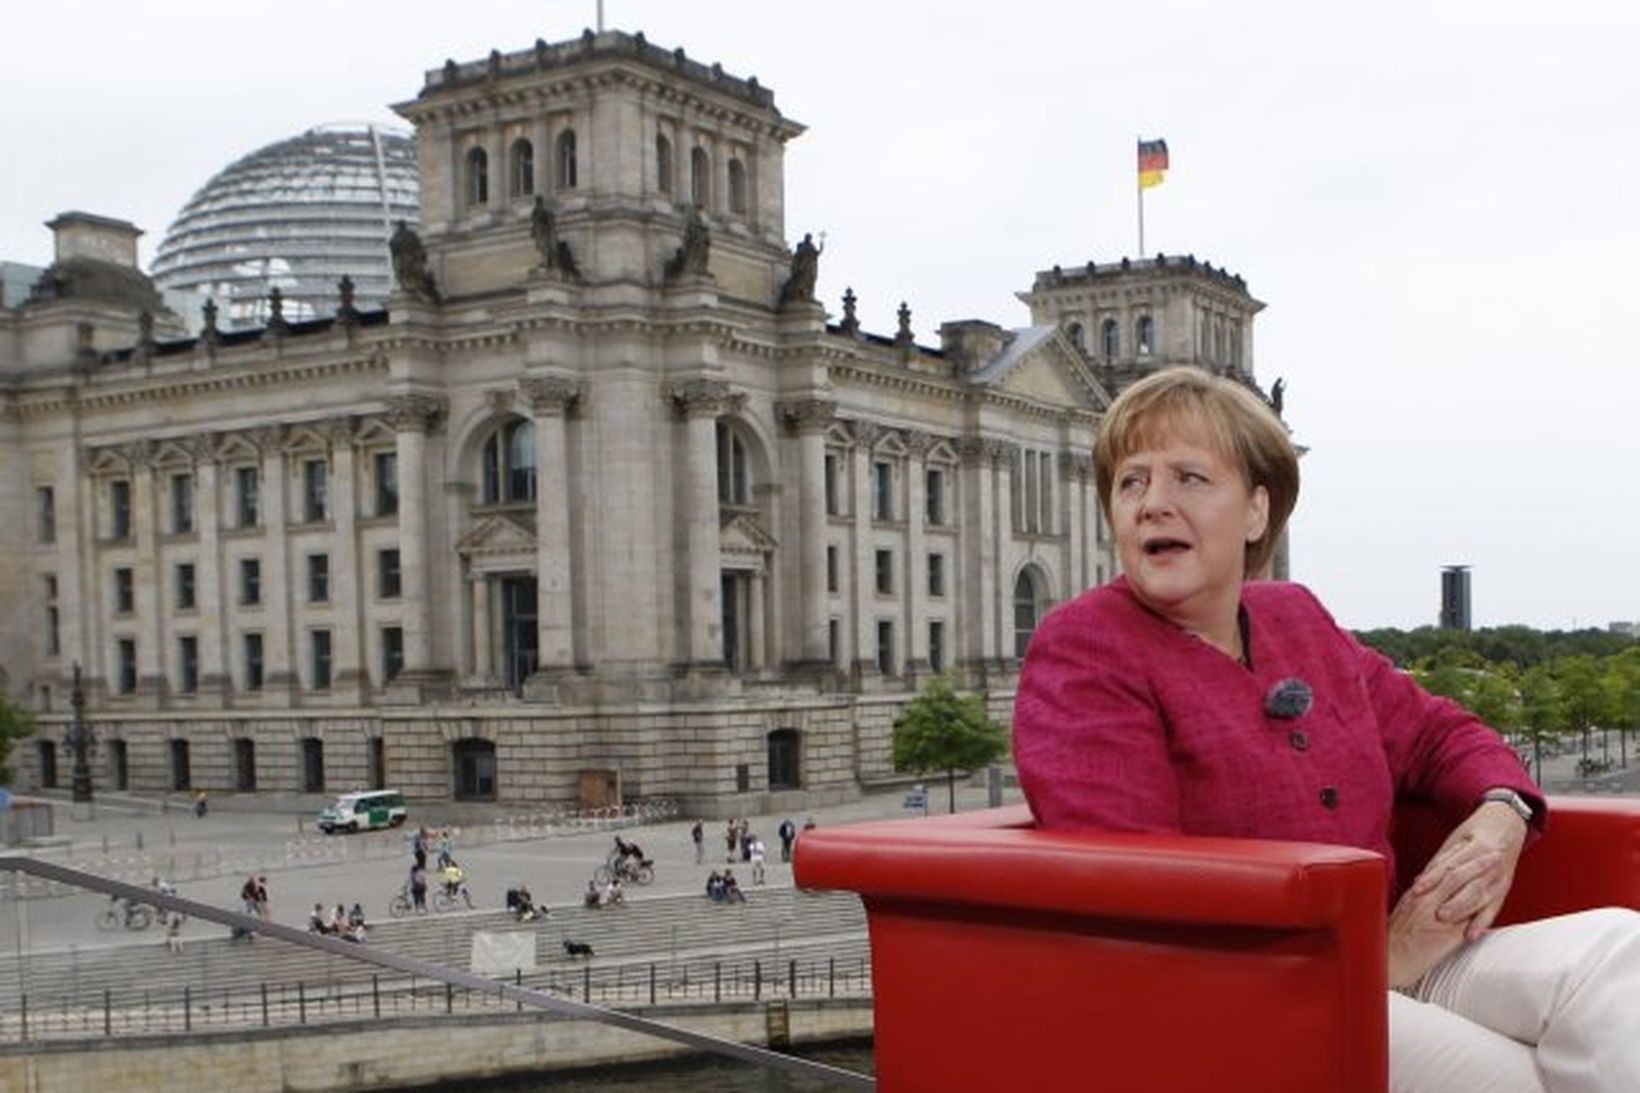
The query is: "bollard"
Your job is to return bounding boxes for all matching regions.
[583,964,592,1002]
[184,986,191,1032]
[789,959,797,998]
[754,960,762,1001]
[649,963,657,1005]
[104,989,111,1037]
[829,956,836,998]
[372,975,379,1019]
[298,982,306,1025]
[261,982,269,1026]
[714,962,721,1003]
[445,982,454,1014]
[20,993,27,1042]
[516,968,523,1012]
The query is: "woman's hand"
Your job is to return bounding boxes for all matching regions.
[1387,861,1482,989]
[1410,800,1529,941]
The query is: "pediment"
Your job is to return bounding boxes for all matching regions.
[720,511,777,556]
[969,326,1112,410]
[456,512,538,557]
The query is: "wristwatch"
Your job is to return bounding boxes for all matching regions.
[1480,787,1535,825]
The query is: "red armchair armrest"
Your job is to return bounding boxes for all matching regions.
[796,797,1640,1093]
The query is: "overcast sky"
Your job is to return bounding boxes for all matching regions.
[5,1,1637,632]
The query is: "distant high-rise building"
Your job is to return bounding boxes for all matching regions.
[1440,565,1472,630]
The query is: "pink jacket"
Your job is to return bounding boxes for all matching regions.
[1014,578,1543,895]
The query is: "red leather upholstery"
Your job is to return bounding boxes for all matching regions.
[795,797,1640,1093]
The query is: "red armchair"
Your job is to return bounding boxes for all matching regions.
[794,797,1640,1092]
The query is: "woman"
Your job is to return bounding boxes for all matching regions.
[1014,366,1639,1092]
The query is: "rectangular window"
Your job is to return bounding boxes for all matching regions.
[235,466,260,528]
[1023,449,1039,533]
[929,620,946,675]
[110,480,132,539]
[113,567,134,614]
[307,553,330,603]
[178,636,199,694]
[826,545,839,593]
[925,468,945,526]
[876,620,895,676]
[824,454,840,516]
[302,459,328,523]
[311,629,333,690]
[171,473,195,534]
[378,548,402,599]
[873,461,894,521]
[46,606,61,656]
[243,633,264,691]
[1038,452,1054,535]
[875,549,894,595]
[382,626,404,683]
[239,558,261,605]
[117,638,137,695]
[828,618,841,667]
[37,486,55,543]
[176,562,197,611]
[374,450,399,516]
[928,553,946,597]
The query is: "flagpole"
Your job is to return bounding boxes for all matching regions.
[1135,134,1145,257]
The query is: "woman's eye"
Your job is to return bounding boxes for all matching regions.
[1179,470,1208,486]
[1118,474,1144,492]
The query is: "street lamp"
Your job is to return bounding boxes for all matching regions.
[65,662,95,804]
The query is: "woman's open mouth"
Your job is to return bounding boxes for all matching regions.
[1142,537,1191,556]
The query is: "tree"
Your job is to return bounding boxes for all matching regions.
[1555,655,1614,772]
[0,691,34,785]
[891,677,1009,814]
[1517,665,1562,786]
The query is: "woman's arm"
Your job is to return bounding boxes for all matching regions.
[1013,605,1183,832]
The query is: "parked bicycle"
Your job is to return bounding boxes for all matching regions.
[387,880,473,917]
[96,896,154,932]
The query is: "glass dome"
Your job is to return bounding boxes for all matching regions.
[152,124,419,330]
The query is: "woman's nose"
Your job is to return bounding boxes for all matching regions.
[1138,480,1174,517]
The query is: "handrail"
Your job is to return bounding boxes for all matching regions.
[0,856,873,1089]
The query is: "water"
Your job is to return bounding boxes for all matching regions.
[418,1040,874,1091]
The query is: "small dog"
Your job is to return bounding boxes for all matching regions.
[563,939,595,959]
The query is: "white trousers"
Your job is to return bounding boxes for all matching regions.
[1389,907,1640,1093]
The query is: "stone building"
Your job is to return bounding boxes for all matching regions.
[0,30,1271,813]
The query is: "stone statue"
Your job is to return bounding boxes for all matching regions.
[664,207,711,280]
[778,232,824,307]
[530,196,580,279]
[1270,377,1286,417]
[390,220,440,303]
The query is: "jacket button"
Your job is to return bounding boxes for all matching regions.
[1288,730,1310,751]
[1319,786,1338,809]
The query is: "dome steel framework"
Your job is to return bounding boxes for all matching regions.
[152,124,419,330]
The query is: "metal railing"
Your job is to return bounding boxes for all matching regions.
[0,856,872,1089]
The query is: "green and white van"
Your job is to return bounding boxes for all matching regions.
[317,790,407,834]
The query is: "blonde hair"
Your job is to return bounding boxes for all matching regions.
[1094,367,1299,578]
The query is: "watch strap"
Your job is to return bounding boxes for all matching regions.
[1480,787,1534,825]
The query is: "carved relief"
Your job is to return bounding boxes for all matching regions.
[902,429,936,458]
[666,379,742,418]
[384,393,447,433]
[774,398,836,435]
[519,376,585,416]
[849,419,883,449]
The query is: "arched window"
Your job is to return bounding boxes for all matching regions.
[1136,314,1155,356]
[1101,318,1119,359]
[728,158,747,214]
[690,147,710,208]
[1013,569,1046,660]
[510,138,534,198]
[656,134,673,193]
[556,130,578,189]
[465,147,489,206]
[1065,322,1085,351]
[481,418,536,504]
[716,421,751,506]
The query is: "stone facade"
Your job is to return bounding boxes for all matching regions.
[0,31,1273,813]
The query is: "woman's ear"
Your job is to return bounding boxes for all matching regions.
[1246,484,1270,544]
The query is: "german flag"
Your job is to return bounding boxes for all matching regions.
[1138,139,1169,189]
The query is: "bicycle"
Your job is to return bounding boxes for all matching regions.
[95,897,154,932]
[595,848,655,886]
[388,884,423,918]
[432,884,475,913]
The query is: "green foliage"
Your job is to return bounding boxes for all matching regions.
[891,676,1009,813]
[0,691,35,785]
[1356,625,1634,671]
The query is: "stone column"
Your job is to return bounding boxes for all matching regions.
[520,376,584,676]
[191,434,226,694]
[775,398,835,669]
[958,437,1004,672]
[748,570,766,672]
[127,442,164,703]
[252,426,294,699]
[667,379,741,671]
[992,443,1017,667]
[326,417,363,694]
[1060,452,1092,593]
[903,430,934,679]
[471,573,493,680]
[849,420,882,681]
[385,394,445,681]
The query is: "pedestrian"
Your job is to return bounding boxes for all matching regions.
[193,790,208,818]
[165,910,185,953]
[691,820,704,865]
[436,828,454,870]
[725,819,738,864]
[750,835,766,885]
[740,820,753,863]
[778,817,797,863]
[412,826,428,871]
[803,816,816,833]
[410,862,428,912]
[254,876,269,920]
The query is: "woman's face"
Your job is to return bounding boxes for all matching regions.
[1110,427,1269,628]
